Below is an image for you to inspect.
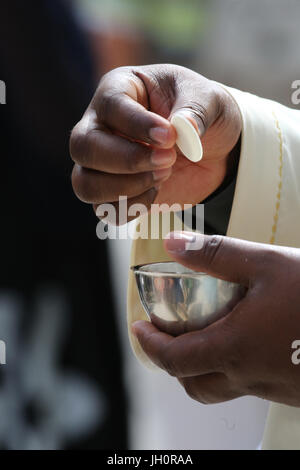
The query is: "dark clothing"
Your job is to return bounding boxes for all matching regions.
[0,0,127,450]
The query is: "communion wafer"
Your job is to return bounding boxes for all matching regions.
[170,114,203,162]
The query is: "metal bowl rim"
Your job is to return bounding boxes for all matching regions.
[131,261,207,279]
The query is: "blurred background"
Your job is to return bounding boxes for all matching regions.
[0,0,298,450]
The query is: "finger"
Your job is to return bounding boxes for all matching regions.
[94,187,158,225]
[178,374,242,405]
[164,231,271,286]
[132,320,230,378]
[132,321,176,370]
[70,123,177,174]
[72,164,172,204]
[95,75,177,148]
[170,78,220,138]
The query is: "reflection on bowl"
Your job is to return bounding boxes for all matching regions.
[132,262,246,336]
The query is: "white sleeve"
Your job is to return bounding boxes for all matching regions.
[221,85,300,249]
[217,84,300,450]
[128,85,300,448]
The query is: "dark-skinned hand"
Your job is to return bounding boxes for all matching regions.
[133,231,300,407]
[70,64,241,222]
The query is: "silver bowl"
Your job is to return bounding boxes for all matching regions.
[132,262,246,336]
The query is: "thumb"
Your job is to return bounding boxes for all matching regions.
[170,86,221,139]
[164,231,267,286]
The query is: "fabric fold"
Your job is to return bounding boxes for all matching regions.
[127,83,300,448]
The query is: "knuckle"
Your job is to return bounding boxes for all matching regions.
[160,342,180,377]
[257,247,283,272]
[140,331,165,362]
[131,172,153,195]
[98,91,112,120]
[98,70,112,88]
[217,323,246,377]
[223,338,245,377]
[196,394,215,405]
[244,381,270,398]
[206,340,225,373]
[226,351,244,377]
[117,175,134,198]
[176,96,210,133]
[125,144,147,173]
[182,378,201,403]
[143,188,158,208]
[139,331,154,353]
[71,166,99,203]
[189,101,209,130]
[71,165,80,194]
[98,89,122,123]
[125,151,137,174]
[181,378,223,405]
[71,165,87,201]
[209,84,225,120]
[202,235,224,268]
[70,123,88,164]
[99,68,123,88]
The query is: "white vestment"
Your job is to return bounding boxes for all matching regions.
[127,85,300,450]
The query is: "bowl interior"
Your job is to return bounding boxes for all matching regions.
[133,262,246,335]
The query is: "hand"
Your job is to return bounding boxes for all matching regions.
[133,232,300,407]
[70,64,241,222]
